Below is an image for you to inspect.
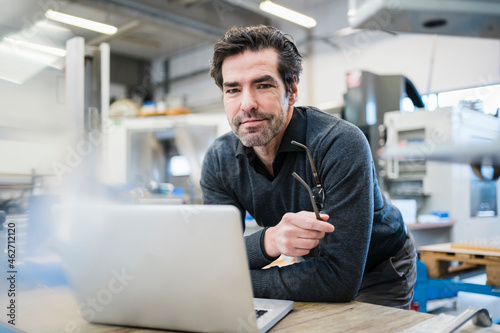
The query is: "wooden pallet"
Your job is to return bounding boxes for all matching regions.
[451,236,500,253]
[419,242,500,286]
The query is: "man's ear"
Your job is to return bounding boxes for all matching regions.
[288,75,298,106]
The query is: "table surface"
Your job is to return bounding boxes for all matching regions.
[3,287,500,333]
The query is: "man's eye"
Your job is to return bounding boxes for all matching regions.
[259,84,272,89]
[226,88,239,94]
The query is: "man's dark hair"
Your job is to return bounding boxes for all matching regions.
[210,25,303,94]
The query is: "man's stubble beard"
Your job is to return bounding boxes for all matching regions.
[231,109,289,147]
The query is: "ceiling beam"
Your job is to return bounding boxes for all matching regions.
[87,0,227,39]
[87,20,141,46]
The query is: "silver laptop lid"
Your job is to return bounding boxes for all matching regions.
[54,203,260,333]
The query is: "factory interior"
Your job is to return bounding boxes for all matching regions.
[1,0,500,332]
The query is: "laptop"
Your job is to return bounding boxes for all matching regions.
[53,202,293,332]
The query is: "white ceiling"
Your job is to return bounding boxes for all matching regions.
[0,0,333,85]
[2,0,499,63]
[0,0,316,60]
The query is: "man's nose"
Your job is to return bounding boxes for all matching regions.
[240,89,258,112]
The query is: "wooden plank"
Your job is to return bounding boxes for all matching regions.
[420,243,500,257]
[451,237,500,253]
[420,250,500,266]
[272,302,434,333]
[420,252,450,277]
[487,265,500,286]
[402,313,476,333]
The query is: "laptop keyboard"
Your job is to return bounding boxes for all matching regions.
[255,309,268,318]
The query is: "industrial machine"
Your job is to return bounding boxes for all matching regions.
[343,70,424,180]
[382,107,500,245]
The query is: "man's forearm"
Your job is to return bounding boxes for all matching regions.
[250,257,361,302]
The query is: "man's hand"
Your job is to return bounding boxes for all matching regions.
[263,211,334,258]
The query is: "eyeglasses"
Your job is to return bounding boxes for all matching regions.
[291,140,325,220]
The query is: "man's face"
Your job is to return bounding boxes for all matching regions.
[221,48,297,147]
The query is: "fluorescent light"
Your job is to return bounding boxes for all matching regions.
[3,37,66,57]
[45,9,118,35]
[259,1,317,28]
[0,42,61,84]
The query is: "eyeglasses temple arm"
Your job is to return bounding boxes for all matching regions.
[292,172,321,220]
[291,140,321,186]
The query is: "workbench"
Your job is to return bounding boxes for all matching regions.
[4,286,500,332]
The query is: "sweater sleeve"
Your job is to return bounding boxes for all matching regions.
[244,227,279,269]
[200,144,276,269]
[249,122,374,302]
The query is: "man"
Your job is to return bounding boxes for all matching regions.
[200,25,416,308]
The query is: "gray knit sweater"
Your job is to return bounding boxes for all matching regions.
[200,106,406,302]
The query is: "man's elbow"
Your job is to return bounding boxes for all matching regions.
[320,283,359,303]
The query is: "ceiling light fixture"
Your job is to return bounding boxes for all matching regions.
[3,37,67,57]
[259,1,317,28]
[45,9,118,35]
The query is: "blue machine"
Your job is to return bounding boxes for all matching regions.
[413,260,500,324]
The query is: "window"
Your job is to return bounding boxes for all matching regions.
[421,84,500,115]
